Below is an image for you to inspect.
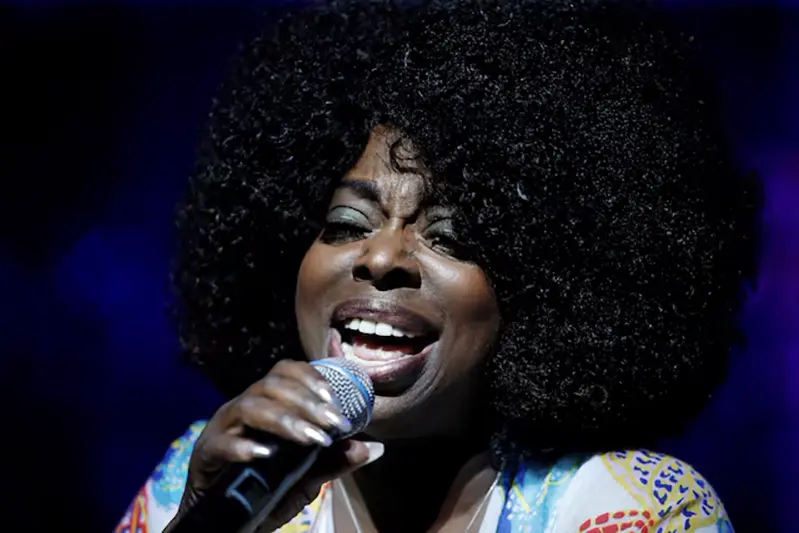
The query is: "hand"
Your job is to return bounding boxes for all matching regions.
[174,359,383,531]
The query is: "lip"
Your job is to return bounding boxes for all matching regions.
[328,328,437,395]
[331,298,440,337]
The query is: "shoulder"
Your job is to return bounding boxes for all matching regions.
[562,449,734,532]
[115,421,328,533]
[115,421,207,533]
[148,420,207,509]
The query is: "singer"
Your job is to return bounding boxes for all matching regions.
[116,0,756,531]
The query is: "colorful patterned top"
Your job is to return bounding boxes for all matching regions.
[115,421,735,533]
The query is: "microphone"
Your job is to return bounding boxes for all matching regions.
[165,357,375,533]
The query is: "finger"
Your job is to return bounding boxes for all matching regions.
[201,433,278,465]
[303,439,384,487]
[268,359,337,406]
[234,395,334,447]
[259,374,352,434]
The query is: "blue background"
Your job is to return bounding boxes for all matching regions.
[0,1,796,531]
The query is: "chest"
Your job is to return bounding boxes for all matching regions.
[281,465,579,533]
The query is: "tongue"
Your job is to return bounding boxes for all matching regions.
[348,334,416,361]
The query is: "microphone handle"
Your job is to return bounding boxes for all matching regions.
[165,438,322,533]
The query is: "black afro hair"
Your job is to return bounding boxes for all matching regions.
[174,0,758,454]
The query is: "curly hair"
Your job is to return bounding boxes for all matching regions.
[174,0,758,454]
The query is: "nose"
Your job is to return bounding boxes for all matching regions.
[352,226,422,291]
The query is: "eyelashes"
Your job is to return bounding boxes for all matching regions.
[320,206,372,244]
[426,233,470,260]
[424,218,470,259]
[319,221,369,244]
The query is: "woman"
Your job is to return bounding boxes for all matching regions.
[115,0,756,531]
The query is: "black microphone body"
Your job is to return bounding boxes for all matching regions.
[165,358,374,533]
[165,438,323,533]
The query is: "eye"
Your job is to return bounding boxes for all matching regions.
[320,206,371,244]
[424,219,470,260]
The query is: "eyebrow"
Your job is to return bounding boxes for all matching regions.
[338,179,381,203]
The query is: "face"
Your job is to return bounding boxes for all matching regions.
[296,127,500,439]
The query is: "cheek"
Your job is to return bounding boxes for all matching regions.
[296,242,355,309]
[461,275,500,350]
[296,243,342,357]
[452,268,499,327]
[295,243,333,342]
[296,244,324,301]
[430,261,500,362]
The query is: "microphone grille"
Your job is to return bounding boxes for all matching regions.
[310,358,374,436]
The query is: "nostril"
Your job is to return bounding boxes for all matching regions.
[353,264,373,282]
[373,268,421,291]
[352,262,421,291]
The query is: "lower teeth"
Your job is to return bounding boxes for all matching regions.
[341,342,409,365]
[345,354,394,367]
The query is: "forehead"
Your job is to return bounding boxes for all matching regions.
[341,127,430,212]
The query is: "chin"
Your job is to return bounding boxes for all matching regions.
[365,398,433,440]
[363,366,474,441]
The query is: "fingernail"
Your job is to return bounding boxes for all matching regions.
[363,442,385,465]
[251,443,276,459]
[314,385,335,405]
[321,407,352,433]
[297,422,333,447]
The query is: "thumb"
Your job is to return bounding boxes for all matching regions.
[306,439,384,485]
[341,440,385,472]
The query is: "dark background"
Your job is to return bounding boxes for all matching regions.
[0,1,796,531]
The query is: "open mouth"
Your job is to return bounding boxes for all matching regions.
[334,318,439,366]
[326,300,442,393]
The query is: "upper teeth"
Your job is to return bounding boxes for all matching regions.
[343,318,415,338]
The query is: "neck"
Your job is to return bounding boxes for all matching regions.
[351,432,491,533]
